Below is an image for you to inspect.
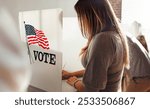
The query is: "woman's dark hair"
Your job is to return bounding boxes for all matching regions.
[75,0,129,68]
[137,34,149,53]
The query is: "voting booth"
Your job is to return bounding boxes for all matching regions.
[19,9,63,92]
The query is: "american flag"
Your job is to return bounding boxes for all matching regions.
[25,24,50,49]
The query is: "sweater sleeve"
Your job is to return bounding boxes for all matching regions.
[83,32,116,92]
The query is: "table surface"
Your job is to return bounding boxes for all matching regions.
[62,80,77,92]
[28,78,82,92]
[28,80,77,92]
[62,77,83,92]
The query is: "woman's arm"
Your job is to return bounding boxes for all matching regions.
[67,76,102,92]
[66,76,85,92]
[72,70,85,78]
[62,70,85,80]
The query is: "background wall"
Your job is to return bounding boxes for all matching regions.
[62,18,86,71]
[1,0,122,23]
[109,0,122,19]
[1,0,77,22]
[122,0,150,50]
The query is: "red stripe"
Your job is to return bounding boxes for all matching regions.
[38,41,49,46]
[36,34,44,36]
[27,29,50,49]
[28,42,38,45]
[37,38,48,42]
[38,43,49,49]
[38,41,49,45]
[28,39,38,43]
[27,35,36,39]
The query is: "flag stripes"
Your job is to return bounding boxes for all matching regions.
[25,24,50,49]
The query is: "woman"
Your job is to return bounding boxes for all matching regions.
[63,0,129,92]
[137,34,149,53]
[64,36,150,92]
[122,36,150,92]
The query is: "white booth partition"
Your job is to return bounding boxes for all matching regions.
[19,9,62,92]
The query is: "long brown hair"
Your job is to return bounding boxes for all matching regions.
[75,0,129,68]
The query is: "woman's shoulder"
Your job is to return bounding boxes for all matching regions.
[98,30,118,35]
[94,31,118,42]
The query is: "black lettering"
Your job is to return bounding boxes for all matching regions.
[42,99,47,105]
[51,98,54,105]
[60,99,64,105]
[47,99,51,105]
[65,97,70,105]
[37,99,43,105]
[38,52,44,61]
[49,54,56,65]
[54,99,59,105]
[15,99,19,105]
[33,98,37,105]
[19,97,25,105]
[33,50,38,61]
[44,52,49,63]
[33,50,56,65]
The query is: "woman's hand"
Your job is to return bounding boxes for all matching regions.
[67,76,84,92]
[62,70,73,80]
[67,76,79,87]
